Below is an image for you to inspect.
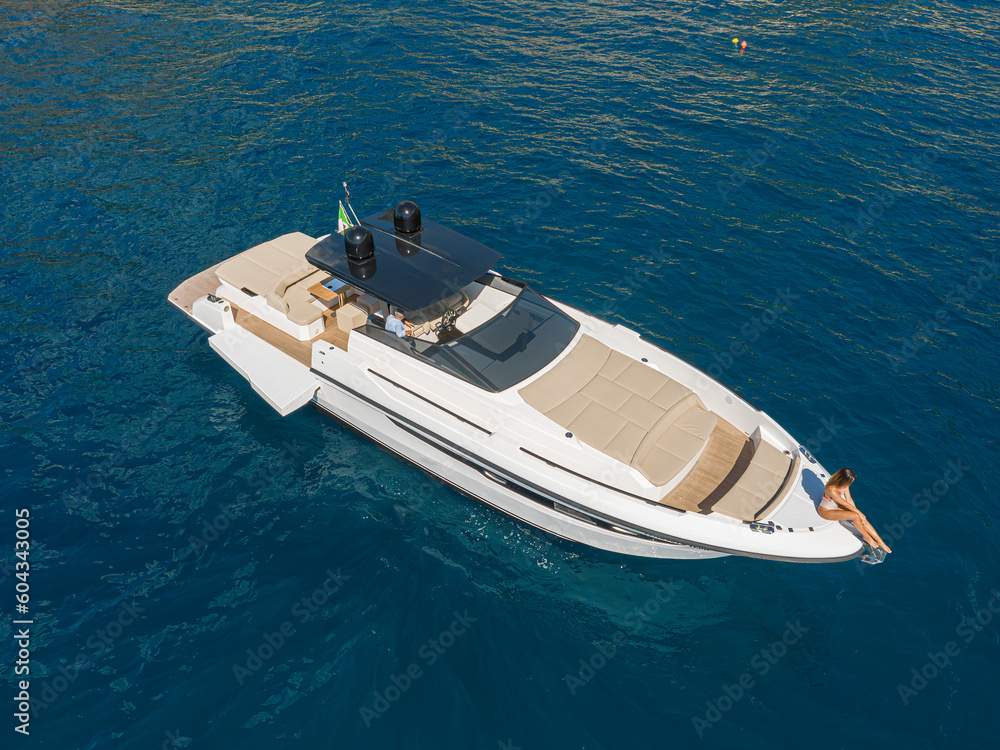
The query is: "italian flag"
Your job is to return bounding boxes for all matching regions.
[337,201,353,234]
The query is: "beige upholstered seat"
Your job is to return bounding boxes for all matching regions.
[336,302,370,333]
[519,335,717,487]
[354,294,381,315]
[217,233,325,325]
[405,291,470,337]
[266,263,327,325]
[710,440,794,521]
[633,400,719,486]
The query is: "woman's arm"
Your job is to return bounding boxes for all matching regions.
[838,486,859,511]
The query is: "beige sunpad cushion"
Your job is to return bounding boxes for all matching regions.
[710,440,793,521]
[519,335,717,486]
[282,273,327,325]
[217,233,324,325]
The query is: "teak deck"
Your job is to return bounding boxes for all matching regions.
[168,265,351,367]
[231,305,350,366]
[167,263,224,314]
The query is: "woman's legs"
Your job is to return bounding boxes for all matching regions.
[818,507,883,549]
[856,512,892,553]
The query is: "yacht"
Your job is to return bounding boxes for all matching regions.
[169,198,874,563]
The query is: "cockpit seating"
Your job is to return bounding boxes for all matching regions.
[404,291,470,337]
[216,232,326,326]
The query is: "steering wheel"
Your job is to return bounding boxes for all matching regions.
[433,310,459,333]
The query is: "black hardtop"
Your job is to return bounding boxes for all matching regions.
[305,209,502,311]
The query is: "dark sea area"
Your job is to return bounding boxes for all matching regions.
[2,1,998,748]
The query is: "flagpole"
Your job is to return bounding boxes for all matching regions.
[342,181,361,225]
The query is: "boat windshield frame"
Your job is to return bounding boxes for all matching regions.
[361,281,580,392]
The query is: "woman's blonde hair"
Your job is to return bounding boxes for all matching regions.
[826,468,856,489]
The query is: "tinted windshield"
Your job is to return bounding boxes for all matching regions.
[442,288,579,391]
[363,286,580,392]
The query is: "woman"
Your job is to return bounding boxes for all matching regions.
[817,469,892,554]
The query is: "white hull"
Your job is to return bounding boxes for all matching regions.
[169,226,866,565]
[311,379,726,560]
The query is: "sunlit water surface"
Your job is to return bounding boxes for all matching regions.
[1,1,998,748]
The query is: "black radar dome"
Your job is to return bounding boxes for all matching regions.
[393,201,421,234]
[344,225,374,262]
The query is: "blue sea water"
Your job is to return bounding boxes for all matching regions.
[1,0,999,748]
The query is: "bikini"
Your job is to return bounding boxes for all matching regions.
[819,488,844,511]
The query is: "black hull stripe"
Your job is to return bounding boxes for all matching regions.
[311,370,699,549]
[311,370,686,547]
[369,369,671,509]
[309,368,861,564]
[385,417,676,544]
[310,401,592,550]
[366,368,492,435]
[518,447,660,506]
